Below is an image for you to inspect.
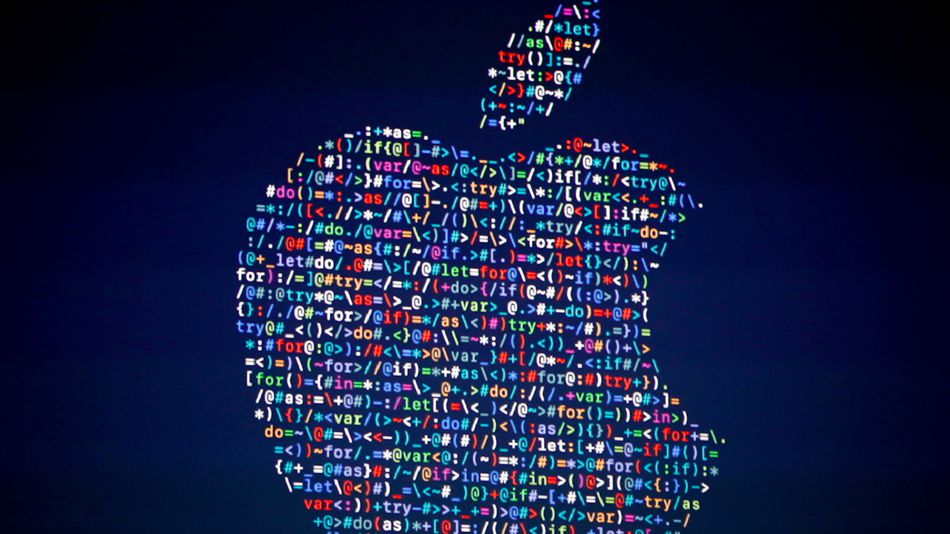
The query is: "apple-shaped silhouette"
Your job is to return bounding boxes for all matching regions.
[235,2,722,532]
[237,127,720,532]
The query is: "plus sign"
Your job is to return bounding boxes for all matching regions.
[411,212,421,223]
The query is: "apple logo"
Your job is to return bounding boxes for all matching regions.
[236,2,723,532]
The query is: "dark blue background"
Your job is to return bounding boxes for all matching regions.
[5,1,947,532]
